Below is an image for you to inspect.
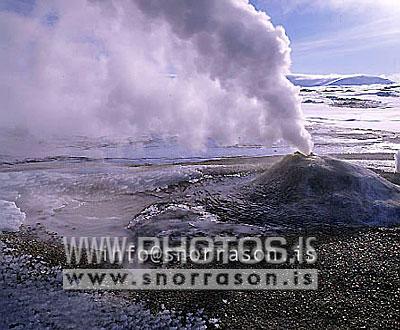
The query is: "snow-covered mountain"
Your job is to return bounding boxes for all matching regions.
[287,74,395,87]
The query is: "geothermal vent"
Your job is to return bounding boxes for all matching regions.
[244,152,400,227]
[129,153,400,236]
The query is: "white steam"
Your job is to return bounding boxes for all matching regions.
[0,0,313,154]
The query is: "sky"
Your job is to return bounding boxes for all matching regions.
[1,0,400,77]
[251,0,400,76]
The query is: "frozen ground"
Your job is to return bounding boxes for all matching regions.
[0,83,399,236]
[0,83,399,329]
[0,233,208,329]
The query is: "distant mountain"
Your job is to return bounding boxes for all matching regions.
[287,74,395,87]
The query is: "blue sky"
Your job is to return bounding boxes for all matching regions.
[2,0,400,76]
[251,0,400,76]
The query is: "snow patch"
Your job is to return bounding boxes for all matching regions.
[0,200,25,232]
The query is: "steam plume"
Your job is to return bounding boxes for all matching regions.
[0,0,313,154]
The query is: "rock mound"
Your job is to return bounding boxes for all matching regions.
[246,153,400,227]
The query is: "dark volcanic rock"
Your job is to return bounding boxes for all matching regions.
[130,153,400,233]
[244,152,400,227]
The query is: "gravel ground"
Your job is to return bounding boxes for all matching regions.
[0,228,209,330]
[1,226,399,329]
[125,227,400,329]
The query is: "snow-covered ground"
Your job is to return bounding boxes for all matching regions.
[302,83,400,155]
[0,82,399,329]
[0,82,399,236]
